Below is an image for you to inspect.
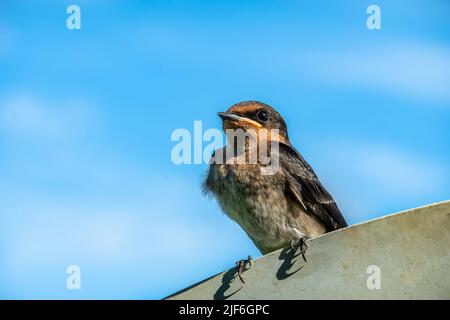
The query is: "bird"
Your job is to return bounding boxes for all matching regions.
[203,101,347,282]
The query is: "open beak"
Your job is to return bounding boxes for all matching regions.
[217,112,262,128]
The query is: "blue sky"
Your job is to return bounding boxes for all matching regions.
[0,0,449,299]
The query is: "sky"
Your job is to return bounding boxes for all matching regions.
[0,0,449,299]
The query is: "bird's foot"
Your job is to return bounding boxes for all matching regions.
[291,237,308,262]
[236,255,253,284]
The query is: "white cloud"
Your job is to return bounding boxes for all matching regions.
[355,146,442,193]
[0,94,96,138]
[297,42,450,104]
[325,141,445,195]
[307,140,448,224]
[0,23,13,57]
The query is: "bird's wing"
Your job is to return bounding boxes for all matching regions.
[278,142,348,230]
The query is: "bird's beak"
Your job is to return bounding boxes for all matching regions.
[217,112,262,128]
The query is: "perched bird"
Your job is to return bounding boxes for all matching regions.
[203,101,347,282]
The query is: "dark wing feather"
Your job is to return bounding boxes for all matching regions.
[279,142,347,230]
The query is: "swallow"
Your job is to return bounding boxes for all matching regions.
[203,101,347,282]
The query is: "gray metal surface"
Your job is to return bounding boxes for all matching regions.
[168,200,450,299]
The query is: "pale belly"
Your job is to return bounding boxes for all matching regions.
[208,163,306,254]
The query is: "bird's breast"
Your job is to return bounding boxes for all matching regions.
[205,160,301,253]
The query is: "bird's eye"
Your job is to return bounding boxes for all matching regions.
[256,110,269,122]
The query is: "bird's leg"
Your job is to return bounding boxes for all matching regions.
[291,237,308,262]
[236,255,253,284]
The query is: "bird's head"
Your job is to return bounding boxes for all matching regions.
[218,101,289,144]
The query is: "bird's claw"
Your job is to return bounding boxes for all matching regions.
[291,237,308,262]
[236,255,253,284]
